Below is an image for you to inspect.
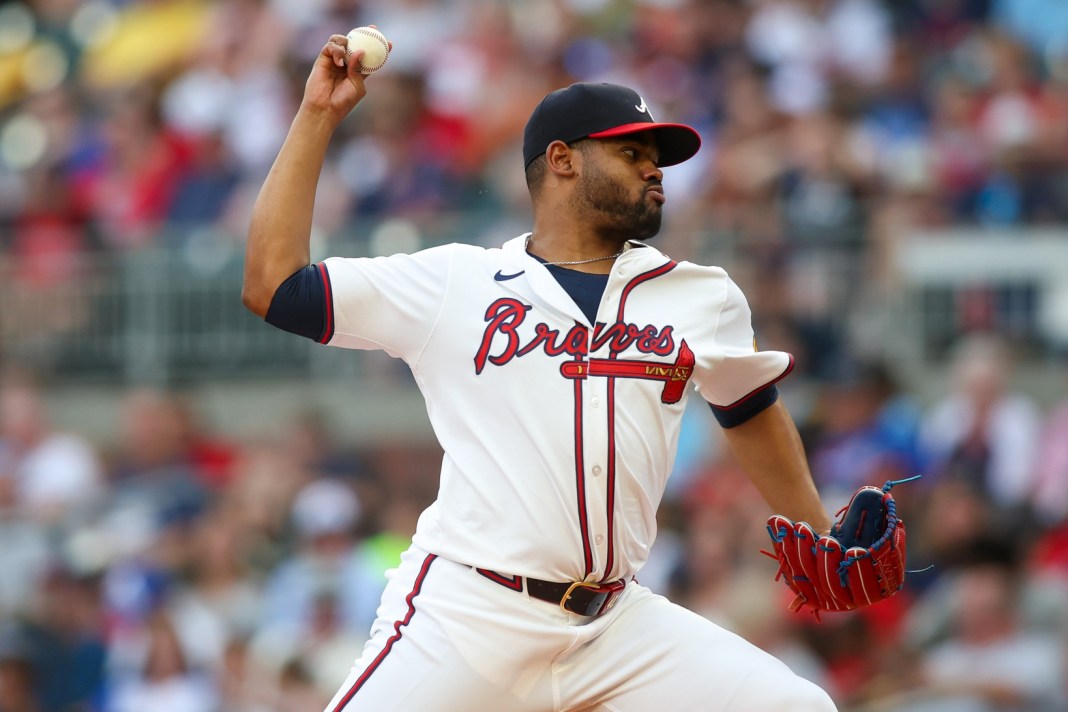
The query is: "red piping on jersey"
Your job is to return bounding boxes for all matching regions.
[331,553,437,711]
[712,355,795,411]
[475,568,523,591]
[605,376,617,577]
[572,355,595,577]
[603,260,677,578]
[317,262,335,345]
[615,261,677,323]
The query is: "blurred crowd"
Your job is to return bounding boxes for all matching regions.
[3,0,1068,710]
[0,369,433,712]
[5,330,1068,712]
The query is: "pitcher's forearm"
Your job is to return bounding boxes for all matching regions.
[722,399,833,533]
[242,106,341,316]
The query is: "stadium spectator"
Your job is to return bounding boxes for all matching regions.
[0,372,103,524]
[808,360,924,500]
[253,478,384,672]
[1031,393,1068,524]
[106,611,218,712]
[107,389,210,533]
[919,333,1042,516]
[896,539,1067,712]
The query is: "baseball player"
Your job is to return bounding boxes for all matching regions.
[243,34,839,711]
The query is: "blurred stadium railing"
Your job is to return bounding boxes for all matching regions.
[894,228,1068,363]
[1,242,326,384]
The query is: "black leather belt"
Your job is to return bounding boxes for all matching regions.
[476,568,625,617]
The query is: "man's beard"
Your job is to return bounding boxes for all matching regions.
[570,168,662,242]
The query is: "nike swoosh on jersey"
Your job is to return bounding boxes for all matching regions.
[494,270,525,281]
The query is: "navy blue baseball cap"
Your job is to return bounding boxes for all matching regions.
[523,82,701,168]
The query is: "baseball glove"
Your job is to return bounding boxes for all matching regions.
[763,478,913,615]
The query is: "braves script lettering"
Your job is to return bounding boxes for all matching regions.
[474,298,676,374]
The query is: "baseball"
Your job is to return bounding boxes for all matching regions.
[345,26,390,75]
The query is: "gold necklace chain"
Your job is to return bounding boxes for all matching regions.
[525,234,623,266]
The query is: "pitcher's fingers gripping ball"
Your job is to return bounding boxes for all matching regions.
[764,478,914,616]
[346,26,390,74]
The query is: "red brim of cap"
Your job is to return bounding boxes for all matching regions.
[588,122,702,167]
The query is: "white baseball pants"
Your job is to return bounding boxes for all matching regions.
[324,545,838,712]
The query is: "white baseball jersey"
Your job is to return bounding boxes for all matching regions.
[319,234,792,584]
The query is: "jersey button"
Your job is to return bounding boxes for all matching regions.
[595,535,605,545]
[592,465,602,476]
[591,397,600,407]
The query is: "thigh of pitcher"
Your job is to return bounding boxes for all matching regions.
[323,548,563,712]
[557,585,838,712]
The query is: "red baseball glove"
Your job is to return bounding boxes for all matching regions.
[763,479,912,615]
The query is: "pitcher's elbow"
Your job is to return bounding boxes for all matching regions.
[241,282,270,318]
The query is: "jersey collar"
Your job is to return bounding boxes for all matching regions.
[500,234,673,325]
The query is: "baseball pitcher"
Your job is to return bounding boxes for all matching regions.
[243,31,907,712]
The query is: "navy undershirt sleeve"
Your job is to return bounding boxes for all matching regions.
[265,264,327,342]
[709,384,779,428]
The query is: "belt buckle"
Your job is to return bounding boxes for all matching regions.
[560,580,625,616]
[559,581,600,615]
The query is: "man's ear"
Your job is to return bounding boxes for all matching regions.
[546,141,577,177]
